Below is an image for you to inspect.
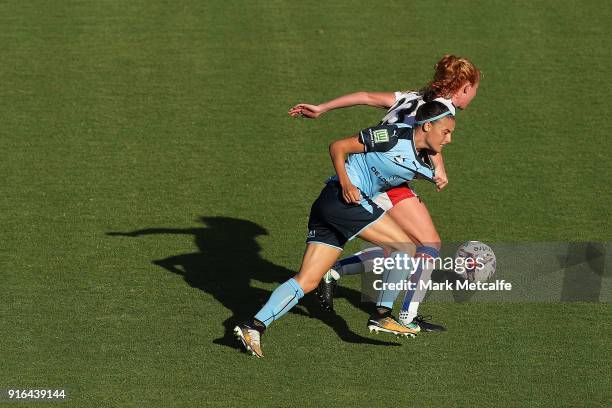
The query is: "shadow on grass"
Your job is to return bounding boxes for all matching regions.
[107,216,399,349]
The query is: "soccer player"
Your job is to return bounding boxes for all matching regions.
[288,55,480,331]
[235,101,455,357]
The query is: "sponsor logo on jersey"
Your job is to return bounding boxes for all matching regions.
[307,230,316,238]
[372,129,389,143]
[370,166,399,188]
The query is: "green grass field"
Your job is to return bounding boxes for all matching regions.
[1,1,611,406]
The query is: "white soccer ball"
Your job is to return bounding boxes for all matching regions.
[455,241,496,283]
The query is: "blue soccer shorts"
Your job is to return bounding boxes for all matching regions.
[306,182,385,250]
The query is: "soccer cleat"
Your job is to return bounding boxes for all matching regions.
[234,324,264,358]
[315,265,340,312]
[413,314,446,332]
[367,315,418,338]
[398,310,421,333]
[402,320,422,334]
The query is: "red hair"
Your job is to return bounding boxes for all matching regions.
[422,55,481,101]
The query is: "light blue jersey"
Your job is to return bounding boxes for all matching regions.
[331,124,435,211]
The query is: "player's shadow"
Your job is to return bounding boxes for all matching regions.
[107,216,398,348]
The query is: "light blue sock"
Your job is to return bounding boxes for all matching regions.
[375,251,412,309]
[254,278,304,327]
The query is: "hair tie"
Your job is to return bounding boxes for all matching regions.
[414,110,453,125]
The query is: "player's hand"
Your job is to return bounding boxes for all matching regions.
[340,182,361,204]
[288,103,324,119]
[434,170,448,191]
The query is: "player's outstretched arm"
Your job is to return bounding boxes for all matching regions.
[288,92,396,119]
[431,153,448,191]
[329,135,365,204]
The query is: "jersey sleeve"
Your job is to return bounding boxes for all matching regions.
[358,124,411,153]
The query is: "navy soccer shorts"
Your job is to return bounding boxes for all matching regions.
[306,182,385,250]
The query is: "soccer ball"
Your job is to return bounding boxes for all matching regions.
[455,241,496,283]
